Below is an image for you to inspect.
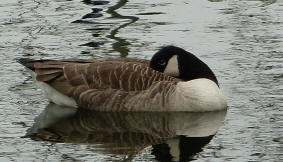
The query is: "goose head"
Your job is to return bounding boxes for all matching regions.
[150,46,219,86]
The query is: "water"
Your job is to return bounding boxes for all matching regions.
[23,104,226,161]
[0,0,282,161]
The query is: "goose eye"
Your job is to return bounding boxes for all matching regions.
[158,59,167,66]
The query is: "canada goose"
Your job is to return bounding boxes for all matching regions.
[18,46,227,112]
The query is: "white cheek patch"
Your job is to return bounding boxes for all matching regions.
[164,55,179,77]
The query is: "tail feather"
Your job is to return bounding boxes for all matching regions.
[17,58,36,71]
[17,58,53,71]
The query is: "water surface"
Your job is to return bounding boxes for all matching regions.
[0,0,282,161]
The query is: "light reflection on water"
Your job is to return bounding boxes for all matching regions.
[0,0,282,161]
[24,104,226,161]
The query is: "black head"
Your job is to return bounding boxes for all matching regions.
[150,46,219,85]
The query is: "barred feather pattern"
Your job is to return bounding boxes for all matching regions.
[32,59,180,111]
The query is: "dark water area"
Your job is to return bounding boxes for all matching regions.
[0,0,282,161]
[23,104,225,161]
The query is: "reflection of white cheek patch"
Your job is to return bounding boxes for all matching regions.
[164,55,179,77]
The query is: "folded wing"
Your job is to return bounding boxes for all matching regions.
[31,59,178,110]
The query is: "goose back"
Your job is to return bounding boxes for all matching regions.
[29,59,181,111]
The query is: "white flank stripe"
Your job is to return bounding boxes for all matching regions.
[38,82,78,108]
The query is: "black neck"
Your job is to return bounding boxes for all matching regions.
[178,54,219,86]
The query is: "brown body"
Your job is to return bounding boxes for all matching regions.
[23,58,181,111]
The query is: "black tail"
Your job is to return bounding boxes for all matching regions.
[17,58,36,71]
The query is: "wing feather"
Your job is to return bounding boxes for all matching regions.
[30,58,178,110]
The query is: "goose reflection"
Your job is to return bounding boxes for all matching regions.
[25,104,226,161]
